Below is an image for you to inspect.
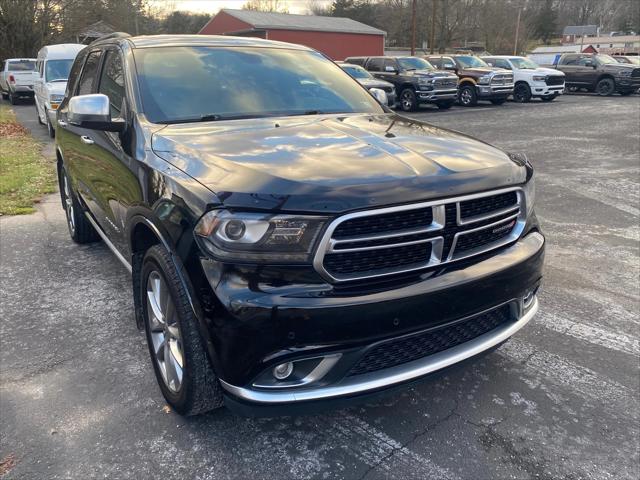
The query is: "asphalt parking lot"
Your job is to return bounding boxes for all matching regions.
[1,94,639,479]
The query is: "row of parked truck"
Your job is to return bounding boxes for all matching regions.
[339,53,640,111]
[1,45,639,136]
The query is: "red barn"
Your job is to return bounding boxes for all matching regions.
[198,9,385,60]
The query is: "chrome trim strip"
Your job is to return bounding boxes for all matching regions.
[329,236,438,254]
[220,297,538,404]
[457,190,521,226]
[448,214,525,263]
[84,212,132,272]
[313,187,524,283]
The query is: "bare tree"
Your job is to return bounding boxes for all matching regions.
[243,0,289,13]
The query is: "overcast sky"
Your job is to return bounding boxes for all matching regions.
[150,0,331,15]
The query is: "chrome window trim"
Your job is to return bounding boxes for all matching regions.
[220,295,539,404]
[313,186,525,283]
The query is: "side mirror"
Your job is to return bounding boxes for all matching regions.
[68,94,125,132]
[369,87,388,105]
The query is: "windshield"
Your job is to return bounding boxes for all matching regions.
[596,54,618,65]
[398,57,434,71]
[8,60,36,71]
[509,57,539,69]
[133,46,384,124]
[455,56,489,68]
[341,64,373,80]
[626,57,640,65]
[45,59,73,82]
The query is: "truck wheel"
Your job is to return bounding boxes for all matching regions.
[47,116,55,138]
[9,92,18,105]
[1,92,7,100]
[458,85,477,107]
[490,99,506,105]
[60,167,100,244]
[400,88,418,112]
[513,83,532,103]
[595,78,615,96]
[540,95,556,102]
[141,244,224,415]
[436,100,454,110]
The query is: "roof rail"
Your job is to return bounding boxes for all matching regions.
[90,32,131,44]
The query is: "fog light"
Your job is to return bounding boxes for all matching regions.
[273,362,294,380]
[523,290,535,309]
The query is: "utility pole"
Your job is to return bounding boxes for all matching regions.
[411,0,417,56]
[430,0,437,54]
[513,6,522,55]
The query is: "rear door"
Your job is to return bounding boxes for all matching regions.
[557,54,582,84]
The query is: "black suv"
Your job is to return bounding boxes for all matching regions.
[345,56,459,111]
[55,34,544,415]
[554,53,640,96]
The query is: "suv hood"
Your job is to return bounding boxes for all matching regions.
[151,113,525,212]
[358,78,394,89]
[406,69,457,78]
[462,67,502,75]
[46,82,67,95]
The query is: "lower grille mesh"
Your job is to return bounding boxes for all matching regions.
[324,243,432,275]
[348,304,512,376]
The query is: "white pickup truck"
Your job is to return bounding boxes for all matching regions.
[0,58,38,104]
[482,55,566,103]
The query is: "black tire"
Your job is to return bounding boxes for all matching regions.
[513,83,532,103]
[458,84,477,107]
[595,77,615,96]
[60,167,100,244]
[47,115,55,138]
[540,95,556,102]
[1,92,8,100]
[141,244,224,415]
[9,92,18,105]
[490,98,506,105]
[399,88,418,112]
[436,100,454,110]
[619,89,634,96]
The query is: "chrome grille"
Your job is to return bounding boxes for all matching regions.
[491,73,514,85]
[435,78,458,88]
[314,188,525,282]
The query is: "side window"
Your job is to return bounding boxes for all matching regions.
[429,57,442,68]
[484,58,495,66]
[367,58,384,71]
[383,58,398,72]
[77,50,103,96]
[577,56,593,66]
[561,55,578,65]
[443,58,456,69]
[346,57,365,67]
[98,50,125,117]
[496,59,511,69]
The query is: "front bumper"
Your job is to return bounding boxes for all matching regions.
[417,88,458,103]
[531,83,565,96]
[477,84,514,99]
[205,231,544,406]
[616,77,640,90]
[9,84,34,96]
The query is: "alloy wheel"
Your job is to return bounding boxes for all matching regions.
[596,79,614,96]
[460,88,472,105]
[146,271,184,393]
[63,175,75,235]
[401,91,414,111]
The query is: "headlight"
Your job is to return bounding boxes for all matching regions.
[532,75,546,82]
[194,210,327,263]
[477,74,492,85]
[418,77,434,85]
[49,94,64,103]
[618,70,632,77]
[509,152,535,216]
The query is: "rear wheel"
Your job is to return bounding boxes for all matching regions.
[596,78,615,96]
[141,244,224,415]
[1,92,7,100]
[436,100,454,110]
[458,85,477,107]
[513,83,532,103]
[400,88,418,112]
[9,91,18,105]
[60,167,100,244]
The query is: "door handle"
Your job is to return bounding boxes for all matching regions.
[58,120,67,127]
[80,135,94,145]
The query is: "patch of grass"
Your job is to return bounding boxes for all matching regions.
[0,104,57,215]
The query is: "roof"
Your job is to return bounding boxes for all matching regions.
[530,45,584,54]
[580,35,640,44]
[218,9,385,35]
[563,25,598,36]
[37,43,86,59]
[124,34,310,50]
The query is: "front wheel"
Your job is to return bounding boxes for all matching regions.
[141,245,224,415]
[60,168,100,244]
[596,78,615,96]
[458,85,477,107]
[436,100,454,110]
[513,83,532,103]
[399,88,418,112]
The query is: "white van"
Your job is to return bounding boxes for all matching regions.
[34,43,85,137]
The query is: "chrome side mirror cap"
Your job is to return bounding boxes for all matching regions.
[68,94,124,132]
[369,88,388,106]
